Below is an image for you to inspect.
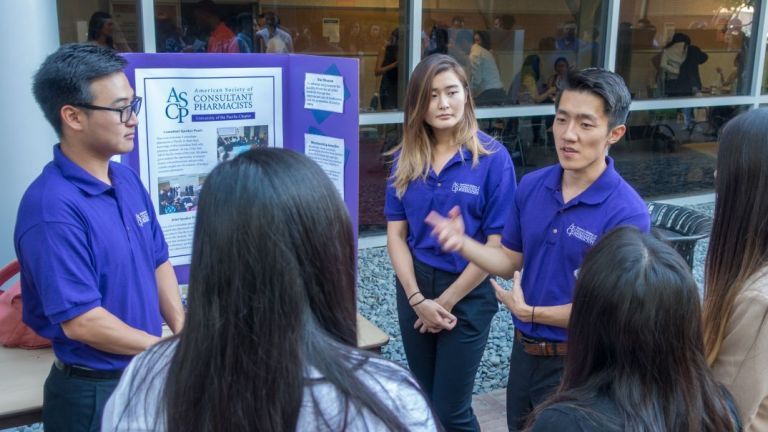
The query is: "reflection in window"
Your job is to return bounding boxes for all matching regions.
[57,0,139,52]
[618,106,746,198]
[154,0,406,112]
[617,0,756,99]
[422,1,607,107]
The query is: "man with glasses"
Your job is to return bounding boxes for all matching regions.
[14,43,184,431]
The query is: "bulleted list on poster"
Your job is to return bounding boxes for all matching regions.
[305,133,345,199]
[135,67,283,265]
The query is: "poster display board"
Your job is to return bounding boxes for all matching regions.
[122,54,359,283]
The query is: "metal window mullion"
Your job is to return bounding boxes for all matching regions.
[408,0,422,75]
[603,0,621,71]
[139,0,156,53]
[750,0,768,106]
[629,95,755,111]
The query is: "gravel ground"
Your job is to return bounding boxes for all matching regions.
[357,201,716,395]
[4,202,715,432]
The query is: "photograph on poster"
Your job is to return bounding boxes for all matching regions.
[217,125,269,162]
[158,174,206,215]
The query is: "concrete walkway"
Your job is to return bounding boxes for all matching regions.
[473,388,508,431]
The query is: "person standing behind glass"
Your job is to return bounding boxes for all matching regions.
[469,31,506,106]
[704,108,768,432]
[375,28,400,110]
[235,12,254,53]
[255,11,293,53]
[385,54,516,431]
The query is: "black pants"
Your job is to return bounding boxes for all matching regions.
[42,363,120,432]
[505,340,565,431]
[396,259,498,432]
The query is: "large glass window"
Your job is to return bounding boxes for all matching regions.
[57,0,140,52]
[617,0,757,99]
[618,106,746,198]
[154,0,408,112]
[421,0,608,107]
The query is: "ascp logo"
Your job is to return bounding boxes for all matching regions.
[165,87,189,123]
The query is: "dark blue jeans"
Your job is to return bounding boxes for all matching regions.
[397,259,497,432]
[505,339,565,431]
[42,363,120,432]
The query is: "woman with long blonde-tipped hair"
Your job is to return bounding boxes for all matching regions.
[384,53,516,431]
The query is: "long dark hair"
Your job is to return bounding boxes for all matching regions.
[528,227,737,431]
[88,11,114,49]
[117,149,425,431]
[704,108,768,364]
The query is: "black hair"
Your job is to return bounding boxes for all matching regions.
[665,32,691,49]
[87,11,114,48]
[237,12,252,32]
[474,30,491,50]
[527,227,738,431]
[32,43,127,137]
[555,68,631,129]
[111,148,431,431]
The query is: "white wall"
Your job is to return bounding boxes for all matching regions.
[0,1,60,266]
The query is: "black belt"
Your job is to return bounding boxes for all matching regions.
[54,358,123,380]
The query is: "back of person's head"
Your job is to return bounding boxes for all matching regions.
[529,227,737,431]
[555,68,631,129]
[87,11,112,41]
[264,11,278,28]
[704,108,768,363]
[237,12,252,32]
[474,30,491,50]
[521,54,541,80]
[158,148,417,431]
[666,32,691,48]
[32,43,126,137]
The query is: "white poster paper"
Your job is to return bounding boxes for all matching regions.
[135,67,283,265]
[304,73,344,113]
[304,133,345,199]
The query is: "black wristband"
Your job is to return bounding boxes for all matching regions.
[411,297,427,308]
[407,291,422,302]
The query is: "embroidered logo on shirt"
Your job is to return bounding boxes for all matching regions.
[566,224,597,245]
[451,182,480,195]
[135,210,150,227]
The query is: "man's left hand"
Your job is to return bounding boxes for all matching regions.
[492,271,533,322]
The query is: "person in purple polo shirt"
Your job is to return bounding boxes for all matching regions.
[14,43,185,431]
[427,68,650,431]
[385,54,516,431]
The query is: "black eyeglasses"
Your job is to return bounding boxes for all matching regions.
[75,96,142,124]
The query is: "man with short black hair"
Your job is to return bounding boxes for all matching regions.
[427,68,650,431]
[256,11,293,53]
[15,43,184,431]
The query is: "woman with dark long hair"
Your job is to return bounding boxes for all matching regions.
[385,53,515,431]
[527,227,740,431]
[704,108,768,431]
[88,11,115,49]
[101,149,437,431]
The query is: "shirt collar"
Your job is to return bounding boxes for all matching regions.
[431,145,473,177]
[53,144,113,196]
[545,156,621,205]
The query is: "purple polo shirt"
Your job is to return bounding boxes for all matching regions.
[14,145,168,371]
[502,157,649,342]
[385,132,516,273]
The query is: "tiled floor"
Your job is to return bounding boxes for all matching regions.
[473,388,509,432]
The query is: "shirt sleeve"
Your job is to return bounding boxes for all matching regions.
[501,183,524,252]
[383,159,406,221]
[482,148,516,236]
[712,286,768,430]
[17,222,101,324]
[618,210,651,234]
